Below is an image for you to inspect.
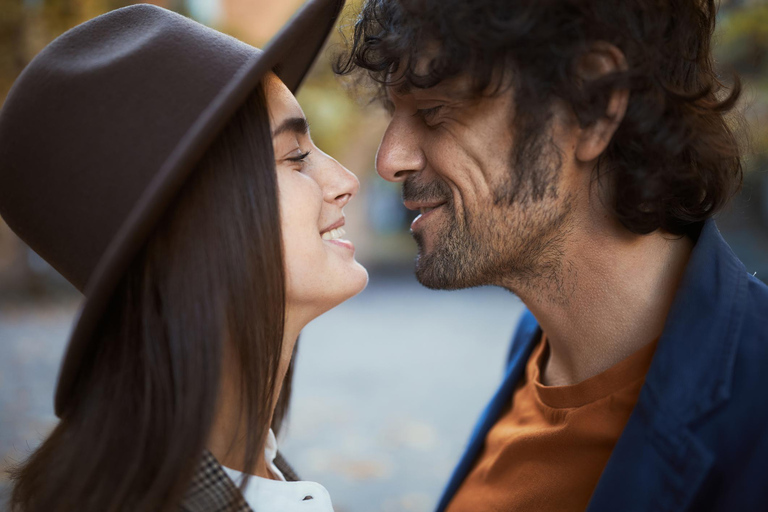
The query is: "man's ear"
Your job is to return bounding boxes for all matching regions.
[574,42,629,163]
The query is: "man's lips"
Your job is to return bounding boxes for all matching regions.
[405,200,448,231]
[403,200,448,214]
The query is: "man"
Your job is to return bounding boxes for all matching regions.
[335,0,768,510]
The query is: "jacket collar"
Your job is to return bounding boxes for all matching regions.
[641,219,747,423]
[180,449,300,511]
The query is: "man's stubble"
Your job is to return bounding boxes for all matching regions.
[407,129,576,303]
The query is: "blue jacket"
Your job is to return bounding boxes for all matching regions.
[436,220,768,512]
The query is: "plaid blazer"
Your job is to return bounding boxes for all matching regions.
[179,451,300,512]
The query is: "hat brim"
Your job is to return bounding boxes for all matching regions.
[54,0,345,417]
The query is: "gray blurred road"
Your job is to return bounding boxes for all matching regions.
[0,271,524,512]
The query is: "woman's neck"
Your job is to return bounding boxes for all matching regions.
[206,323,301,479]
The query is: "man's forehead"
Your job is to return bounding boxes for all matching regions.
[386,73,476,100]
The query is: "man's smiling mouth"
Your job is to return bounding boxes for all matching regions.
[404,200,448,232]
[420,205,443,215]
[404,200,447,213]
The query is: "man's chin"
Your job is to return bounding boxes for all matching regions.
[414,251,469,291]
[412,223,482,290]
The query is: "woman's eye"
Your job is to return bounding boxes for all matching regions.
[286,150,312,163]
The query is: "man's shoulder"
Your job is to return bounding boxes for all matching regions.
[726,273,768,409]
[660,265,768,480]
[688,274,768,503]
[720,269,768,409]
[742,273,768,333]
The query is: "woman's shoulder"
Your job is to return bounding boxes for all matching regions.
[180,450,332,512]
[179,451,252,512]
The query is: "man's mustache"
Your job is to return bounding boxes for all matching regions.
[402,175,451,204]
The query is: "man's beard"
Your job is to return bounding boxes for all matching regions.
[405,132,573,294]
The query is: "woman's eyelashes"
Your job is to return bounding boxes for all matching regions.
[280,148,312,171]
[286,149,312,163]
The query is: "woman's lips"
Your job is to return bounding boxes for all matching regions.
[320,217,345,234]
[320,226,355,252]
[327,238,355,251]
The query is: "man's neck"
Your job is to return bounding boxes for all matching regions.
[508,222,693,387]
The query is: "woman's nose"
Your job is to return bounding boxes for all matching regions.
[319,153,359,208]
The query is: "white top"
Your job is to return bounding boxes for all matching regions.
[221,429,334,512]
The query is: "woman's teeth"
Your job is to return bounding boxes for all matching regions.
[321,227,346,241]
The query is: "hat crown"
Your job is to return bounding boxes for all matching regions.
[0,4,258,291]
[0,0,343,418]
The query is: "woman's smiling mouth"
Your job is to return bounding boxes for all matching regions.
[321,227,346,241]
[320,220,355,251]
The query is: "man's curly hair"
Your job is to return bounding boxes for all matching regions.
[334,0,743,237]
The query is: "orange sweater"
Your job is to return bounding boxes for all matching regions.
[446,335,657,512]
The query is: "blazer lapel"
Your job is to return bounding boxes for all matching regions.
[435,311,540,512]
[586,392,715,511]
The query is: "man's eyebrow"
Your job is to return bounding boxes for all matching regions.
[271,117,309,138]
[392,80,473,101]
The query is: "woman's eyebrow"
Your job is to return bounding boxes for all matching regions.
[271,116,309,137]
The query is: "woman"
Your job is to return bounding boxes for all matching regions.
[0,2,364,511]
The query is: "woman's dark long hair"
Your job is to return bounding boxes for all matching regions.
[9,81,292,511]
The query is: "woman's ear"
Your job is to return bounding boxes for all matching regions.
[575,42,629,163]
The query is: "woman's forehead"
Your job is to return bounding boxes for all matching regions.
[265,73,304,128]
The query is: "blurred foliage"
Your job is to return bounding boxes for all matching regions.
[715,2,768,171]
[0,0,130,100]
[295,0,381,165]
[717,3,768,80]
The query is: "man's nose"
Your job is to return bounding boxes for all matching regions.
[375,116,426,182]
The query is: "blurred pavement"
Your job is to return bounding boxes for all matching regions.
[0,270,524,512]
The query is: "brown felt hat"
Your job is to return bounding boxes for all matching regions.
[0,0,344,417]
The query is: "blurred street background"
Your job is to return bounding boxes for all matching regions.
[0,0,766,510]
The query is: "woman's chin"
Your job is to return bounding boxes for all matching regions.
[349,259,369,293]
[288,262,368,324]
[326,261,369,307]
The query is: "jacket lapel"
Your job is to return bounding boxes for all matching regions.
[586,391,715,511]
[435,311,540,512]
